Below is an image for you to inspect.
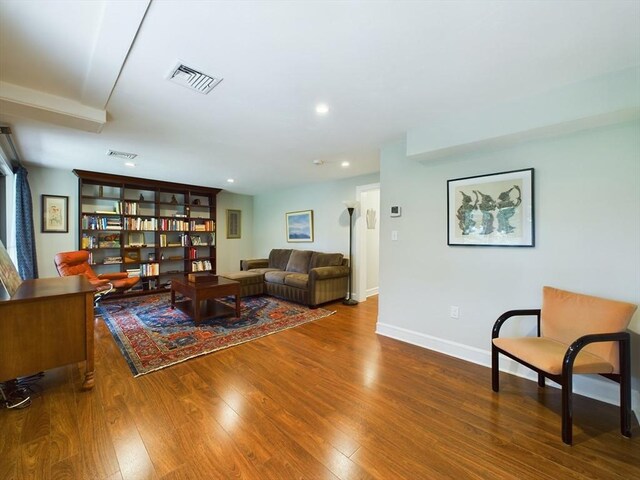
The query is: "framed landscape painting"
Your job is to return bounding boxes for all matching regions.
[447,168,534,247]
[286,210,314,242]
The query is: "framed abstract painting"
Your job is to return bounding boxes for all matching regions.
[447,168,534,247]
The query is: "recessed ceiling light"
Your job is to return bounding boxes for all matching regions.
[315,103,329,115]
[341,161,350,167]
[124,162,136,168]
[227,178,235,183]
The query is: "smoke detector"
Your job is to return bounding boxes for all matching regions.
[167,61,223,94]
[312,159,324,165]
[106,149,137,160]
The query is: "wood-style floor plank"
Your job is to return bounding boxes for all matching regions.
[1,295,639,479]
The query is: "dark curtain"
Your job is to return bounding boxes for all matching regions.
[15,166,38,279]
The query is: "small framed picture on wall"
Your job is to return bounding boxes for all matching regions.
[41,195,69,233]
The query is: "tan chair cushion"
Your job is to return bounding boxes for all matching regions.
[492,337,614,375]
[541,286,636,371]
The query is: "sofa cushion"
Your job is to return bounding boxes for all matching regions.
[269,249,292,269]
[286,250,313,273]
[309,252,344,269]
[264,271,289,284]
[284,273,308,289]
[248,267,281,275]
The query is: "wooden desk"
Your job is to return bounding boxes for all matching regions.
[0,275,96,389]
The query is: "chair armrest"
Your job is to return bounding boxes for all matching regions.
[563,332,630,375]
[309,265,349,281]
[492,309,541,339]
[98,272,129,280]
[241,259,269,271]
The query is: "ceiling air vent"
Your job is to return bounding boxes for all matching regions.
[167,61,223,94]
[106,149,137,160]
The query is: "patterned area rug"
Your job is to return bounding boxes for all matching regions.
[97,294,335,376]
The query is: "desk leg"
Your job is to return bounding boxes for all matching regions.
[170,288,176,309]
[82,292,95,390]
[193,298,201,325]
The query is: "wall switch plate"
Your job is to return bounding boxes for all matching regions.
[450,306,459,319]
[391,230,398,241]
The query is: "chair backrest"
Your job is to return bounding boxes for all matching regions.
[54,251,100,282]
[541,286,637,369]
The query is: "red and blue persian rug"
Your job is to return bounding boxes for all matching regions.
[97,294,334,377]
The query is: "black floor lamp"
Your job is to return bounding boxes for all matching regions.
[343,201,359,305]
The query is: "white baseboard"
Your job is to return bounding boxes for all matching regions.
[366,287,379,297]
[376,322,639,419]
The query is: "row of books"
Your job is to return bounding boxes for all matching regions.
[81,215,122,230]
[82,234,121,249]
[124,217,158,230]
[191,220,215,231]
[191,260,213,272]
[126,263,160,277]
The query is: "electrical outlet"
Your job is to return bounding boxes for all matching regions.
[450,306,459,319]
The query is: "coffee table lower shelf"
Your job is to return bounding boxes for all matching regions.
[170,275,241,325]
[171,299,239,323]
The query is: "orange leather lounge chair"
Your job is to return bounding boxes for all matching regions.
[54,251,139,302]
[492,286,636,445]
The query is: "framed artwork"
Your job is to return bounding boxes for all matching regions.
[0,240,22,297]
[447,168,534,247]
[286,210,314,242]
[41,195,69,233]
[226,209,241,239]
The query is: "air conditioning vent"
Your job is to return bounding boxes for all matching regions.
[107,149,137,160]
[167,61,223,94]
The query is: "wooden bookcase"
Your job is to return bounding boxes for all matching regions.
[74,170,220,296]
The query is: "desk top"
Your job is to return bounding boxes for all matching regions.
[0,275,94,303]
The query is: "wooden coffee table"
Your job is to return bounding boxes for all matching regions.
[170,275,241,325]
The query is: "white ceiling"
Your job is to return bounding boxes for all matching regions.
[1,0,638,195]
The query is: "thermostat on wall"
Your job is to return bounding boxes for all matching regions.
[390,206,401,217]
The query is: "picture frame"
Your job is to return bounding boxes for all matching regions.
[124,248,141,264]
[226,209,241,239]
[286,210,314,242]
[41,195,69,233]
[447,168,534,247]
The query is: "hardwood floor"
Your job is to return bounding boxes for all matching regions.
[1,295,639,479]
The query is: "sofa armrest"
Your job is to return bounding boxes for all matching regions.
[241,259,269,271]
[309,265,349,281]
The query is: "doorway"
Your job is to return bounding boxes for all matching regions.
[355,183,380,302]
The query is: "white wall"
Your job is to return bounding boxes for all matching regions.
[252,173,380,291]
[216,191,254,273]
[378,120,640,410]
[27,166,78,277]
[361,188,379,294]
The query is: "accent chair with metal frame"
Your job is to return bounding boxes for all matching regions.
[54,250,139,303]
[492,286,636,445]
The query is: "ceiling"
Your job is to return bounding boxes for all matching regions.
[1,0,638,195]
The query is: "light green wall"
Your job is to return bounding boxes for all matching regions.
[28,166,78,278]
[252,173,380,262]
[216,191,254,273]
[378,120,640,408]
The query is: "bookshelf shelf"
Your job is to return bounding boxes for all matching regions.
[75,170,220,298]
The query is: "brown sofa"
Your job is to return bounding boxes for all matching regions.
[221,249,349,307]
